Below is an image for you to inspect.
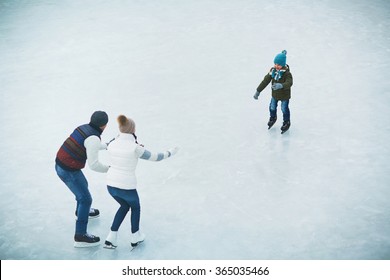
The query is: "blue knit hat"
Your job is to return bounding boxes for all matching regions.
[90,111,108,127]
[274,50,287,66]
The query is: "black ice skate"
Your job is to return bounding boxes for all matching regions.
[74,233,100,248]
[88,208,100,219]
[267,117,277,129]
[75,208,100,219]
[281,121,291,134]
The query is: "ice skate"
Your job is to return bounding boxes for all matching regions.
[75,208,100,220]
[267,117,277,129]
[130,231,145,250]
[281,121,291,134]
[74,233,100,248]
[104,231,118,249]
[88,208,100,219]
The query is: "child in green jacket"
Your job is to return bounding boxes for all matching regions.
[254,50,293,133]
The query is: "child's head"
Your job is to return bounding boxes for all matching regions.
[274,50,287,69]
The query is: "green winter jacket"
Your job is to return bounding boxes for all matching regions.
[256,65,293,100]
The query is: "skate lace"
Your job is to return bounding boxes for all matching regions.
[85,233,96,238]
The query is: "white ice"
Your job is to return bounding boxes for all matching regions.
[0,0,390,260]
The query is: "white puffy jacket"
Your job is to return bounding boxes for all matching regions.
[106,133,175,190]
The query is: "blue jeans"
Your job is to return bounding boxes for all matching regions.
[55,164,92,235]
[269,97,290,121]
[107,186,140,233]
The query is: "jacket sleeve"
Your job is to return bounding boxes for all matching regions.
[135,145,172,161]
[256,72,272,93]
[281,71,293,89]
[84,135,109,173]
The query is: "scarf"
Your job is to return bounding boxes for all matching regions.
[270,68,286,81]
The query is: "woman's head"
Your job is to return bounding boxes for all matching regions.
[117,115,136,134]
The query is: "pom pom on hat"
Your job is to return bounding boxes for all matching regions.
[274,50,287,67]
[117,115,135,134]
[90,111,108,127]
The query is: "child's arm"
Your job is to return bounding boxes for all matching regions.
[257,72,273,93]
[282,71,293,89]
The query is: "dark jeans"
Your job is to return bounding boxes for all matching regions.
[55,164,92,235]
[107,186,141,233]
[269,97,290,122]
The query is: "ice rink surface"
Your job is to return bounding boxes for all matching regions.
[1,0,390,260]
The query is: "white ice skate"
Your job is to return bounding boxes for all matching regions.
[104,231,118,249]
[130,231,145,250]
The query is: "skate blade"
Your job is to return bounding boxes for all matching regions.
[130,240,144,251]
[104,240,117,249]
[74,241,101,248]
[268,124,275,129]
[88,214,100,219]
[74,215,100,221]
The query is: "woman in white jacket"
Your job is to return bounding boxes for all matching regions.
[104,115,179,250]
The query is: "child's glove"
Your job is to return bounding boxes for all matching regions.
[271,83,283,90]
[253,91,260,100]
[168,147,180,157]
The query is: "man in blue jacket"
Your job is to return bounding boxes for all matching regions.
[55,111,109,247]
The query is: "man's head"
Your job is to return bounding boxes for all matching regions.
[90,111,109,129]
